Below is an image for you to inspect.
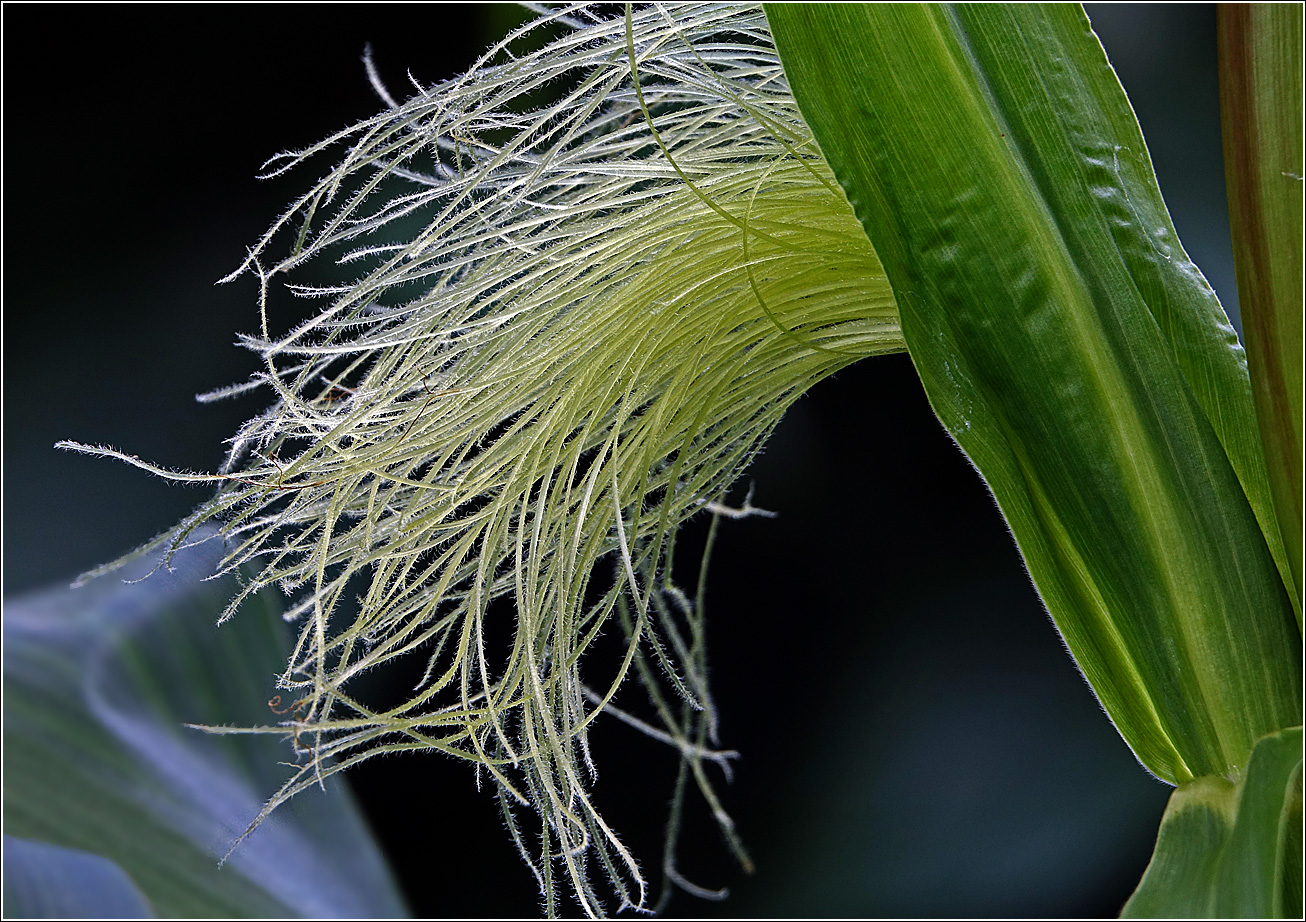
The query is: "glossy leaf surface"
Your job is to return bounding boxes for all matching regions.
[766,3,1300,783]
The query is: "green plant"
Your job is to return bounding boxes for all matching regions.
[767,4,1301,915]
[60,9,899,912]
[12,2,1300,917]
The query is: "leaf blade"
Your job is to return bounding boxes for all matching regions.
[1218,3,1304,623]
[1123,725,1304,918]
[2,531,409,918]
[766,2,1301,782]
[2,836,155,920]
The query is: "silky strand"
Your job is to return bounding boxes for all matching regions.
[61,4,901,914]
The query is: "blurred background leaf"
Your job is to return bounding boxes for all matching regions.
[3,836,153,919]
[2,529,407,918]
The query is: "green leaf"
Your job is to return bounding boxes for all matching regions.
[766,3,1301,783]
[2,530,408,918]
[1123,725,1304,918]
[1218,3,1304,624]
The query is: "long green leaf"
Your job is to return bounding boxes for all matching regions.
[2,530,408,918]
[1123,725,1303,918]
[766,3,1300,783]
[1218,3,1304,623]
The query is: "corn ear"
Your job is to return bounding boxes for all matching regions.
[57,5,900,913]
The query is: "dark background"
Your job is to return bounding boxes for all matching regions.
[4,5,1237,917]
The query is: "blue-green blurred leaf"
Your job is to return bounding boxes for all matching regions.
[2,529,408,918]
[3,835,153,919]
